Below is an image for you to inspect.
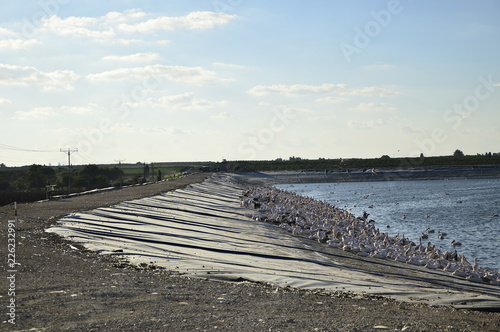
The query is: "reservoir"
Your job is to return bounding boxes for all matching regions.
[276,178,500,270]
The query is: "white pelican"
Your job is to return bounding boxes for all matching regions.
[452,270,467,278]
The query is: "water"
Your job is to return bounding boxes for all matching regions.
[276,178,500,270]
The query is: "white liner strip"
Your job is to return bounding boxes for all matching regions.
[48,173,500,310]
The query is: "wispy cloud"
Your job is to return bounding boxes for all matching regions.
[0,39,41,50]
[248,83,398,98]
[0,64,79,90]
[103,9,148,23]
[118,11,238,33]
[38,9,146,40]
[86,64,228,85]
[212,62,248,69]
[0,27,16,37]
[13,107,57,120]
[314,96,348,104]
[61,104,97,115]
[34,10,237,43]
[124,92,228,110]
[12,103,97,120]
[350,102,396,112]
[0,98,12,104]
[40,15,115,39]
[102,52,161,62]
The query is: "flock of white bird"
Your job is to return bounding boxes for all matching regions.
[241,186,500,286]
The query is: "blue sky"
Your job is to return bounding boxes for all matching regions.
[1,0,499,166]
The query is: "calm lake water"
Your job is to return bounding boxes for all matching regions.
[276,178,500,270]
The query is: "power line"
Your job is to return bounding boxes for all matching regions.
[75,150,100,164]
[0,143,58,153]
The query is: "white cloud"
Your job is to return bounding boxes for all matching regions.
[348,86,399,97]
[35,10,235,43]
[248,83,398,98]
[351,102,396,112]
[86,64,227,85]
[117,11,238,33]
[61,104,97,115]
[102,52,160,62]
[315,96,348,104]
[0,64,79,90]
[103,9,147,23]
[13,103,97,121]
[0,39,41,50]
[348,119,388,130]
[212,62,248,69]
[125,92,228,110]
[109,38,147,45]
[248,83,340,97]
[0,98,12,104]
[13,107,57,120]
[0,27,16,37]
[40,15,115,40]
[156,39,171,45]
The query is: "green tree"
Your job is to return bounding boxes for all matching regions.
[0,177,10,191]
[26,164,56,188]
[453,149,465,158]
[73,164,117,190]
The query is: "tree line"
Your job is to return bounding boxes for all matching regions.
[0,164,123,192]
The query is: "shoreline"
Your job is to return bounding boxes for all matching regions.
[1,172,499,331]
[233,168,500,185]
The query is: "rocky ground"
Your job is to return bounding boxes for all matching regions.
[0,173,499,331]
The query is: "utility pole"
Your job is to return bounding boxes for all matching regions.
[60,148,78,194]
[115,159,125,187]
[150,162,154,182]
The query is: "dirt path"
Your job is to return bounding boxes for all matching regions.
[0,173,499,331]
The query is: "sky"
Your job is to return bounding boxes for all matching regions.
[0,0,499,166]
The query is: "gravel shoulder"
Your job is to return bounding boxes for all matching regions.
[1,172,499,332]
